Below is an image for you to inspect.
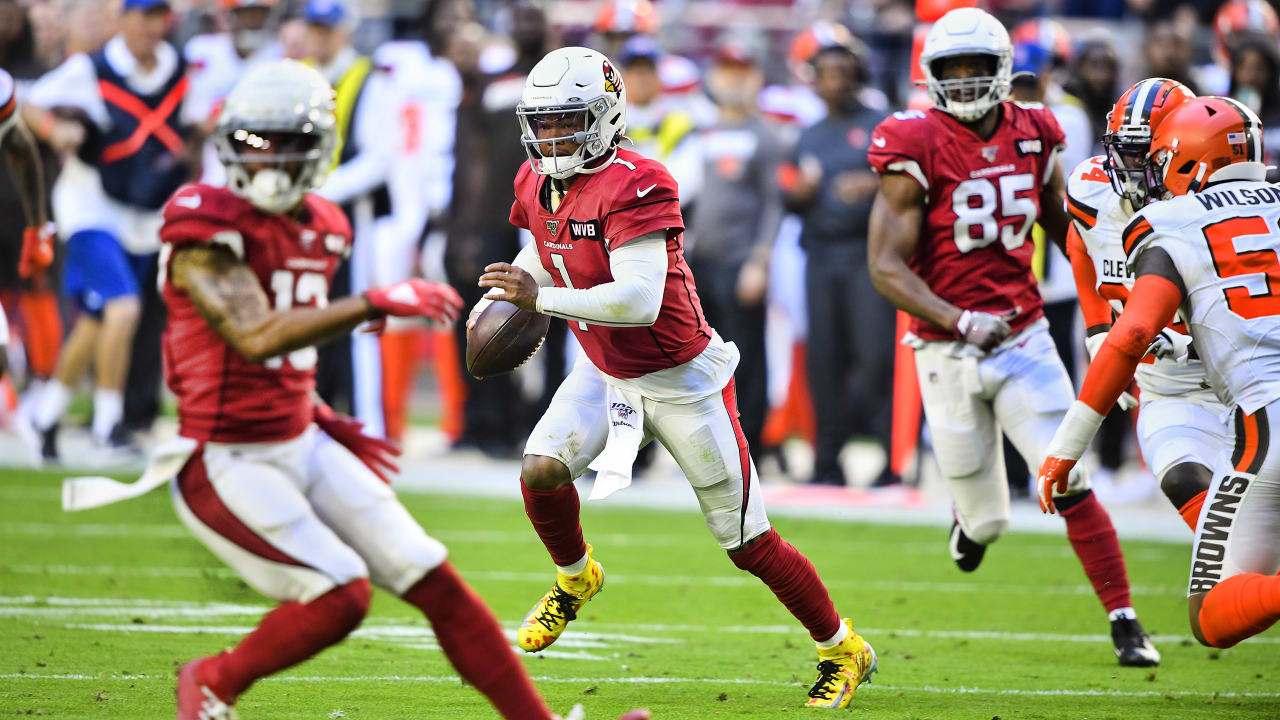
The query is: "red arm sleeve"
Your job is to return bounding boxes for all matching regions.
[1078,273,1182,413]
[1066,224,1113,330]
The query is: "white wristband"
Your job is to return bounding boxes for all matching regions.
[1045,400,1106,462]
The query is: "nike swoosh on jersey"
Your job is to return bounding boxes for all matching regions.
[636,184,658,198]
[872,136,886,147]
[174,194,202,209]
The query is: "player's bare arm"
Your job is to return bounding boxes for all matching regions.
[1038,158,1070,254]
[171,243,376,364]
[868,173,962,331]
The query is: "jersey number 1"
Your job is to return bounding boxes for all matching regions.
[1204,215,1280,320]
[951,173,1037,253]
[549,252,588,331]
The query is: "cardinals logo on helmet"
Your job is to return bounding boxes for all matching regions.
[603,60,623,97]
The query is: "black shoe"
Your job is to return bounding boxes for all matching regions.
[870,467,902,488]
[39,422,59,463]
[948,521,986,572]
[1111,617,1161,667]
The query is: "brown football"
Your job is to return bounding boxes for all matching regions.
[466,300,550,379]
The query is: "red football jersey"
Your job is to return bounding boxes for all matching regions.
[868,103,1066,341]
[159,184,352,443]
[509,148,711,379]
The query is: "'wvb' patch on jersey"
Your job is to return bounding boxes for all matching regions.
[568,219,602,241]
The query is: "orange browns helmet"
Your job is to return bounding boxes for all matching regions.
[1102,78,1197,206]
[1146,96,1267,199]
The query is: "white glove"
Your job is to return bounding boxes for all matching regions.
[1147,328,1193,365]
[956,307,1020,352]
[1084,331,1138,410]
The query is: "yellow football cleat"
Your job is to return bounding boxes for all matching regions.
[804,618,877,708]
[517,545,604,652]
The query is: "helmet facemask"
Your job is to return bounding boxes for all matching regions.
[924,52,1010,122]
[217,128,328,213]
[518,97,615,179]
[1103,118,1162,207]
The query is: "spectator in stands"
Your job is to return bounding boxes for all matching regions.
[686,34,782,462]
[1144,17,1213,95]
[446,0,555,457]
[1061,35,1118,154]
[781,40,896,487]
[590,0,657,62]
[306,0,399,438]
[21,0,192,463]
[375,0,466,445]
[183,0,283,186]
[620,34,703,210]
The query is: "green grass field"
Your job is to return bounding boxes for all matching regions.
[2,467,1278,719]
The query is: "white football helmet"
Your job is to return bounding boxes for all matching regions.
[920,8,1012,122]
[517,46,628,179]
[215,60,337,213]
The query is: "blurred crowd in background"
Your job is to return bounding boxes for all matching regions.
[2,0,1279,496]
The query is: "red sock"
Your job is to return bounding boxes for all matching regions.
[730,528,842,642]
[201,579,370,699]
[1199,573,1280,648]
[403,562,554,720]
[521,479,587,567]
[1060,491,1133,613]
[1178,490,1207,532]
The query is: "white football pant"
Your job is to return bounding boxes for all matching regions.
[525,361,771,551]
[1188,401,1280,596]
[914,321,1089,546]
[1137,389,1230,481]
[171,425,446,603]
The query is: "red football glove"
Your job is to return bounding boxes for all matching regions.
[1037,456,1077,514]
[314,403,400,484]
[365,279,463,326]
[19,223,55,279]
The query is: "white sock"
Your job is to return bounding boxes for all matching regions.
[32,380,71,430]
[92,388,123,441]
[556,553,590,576]
[1108,607,1137,622]
[817,621,849,649]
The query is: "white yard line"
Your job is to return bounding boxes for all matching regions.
[0,563,1185,596]
[0,672,1276,699]
[3,595,1274,646]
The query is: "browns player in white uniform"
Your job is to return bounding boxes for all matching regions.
[471,46,877,709]
[1040,95,1280,650]
[154,60,645,720]
[1065,78,1229,531]
[866,8,1157,666]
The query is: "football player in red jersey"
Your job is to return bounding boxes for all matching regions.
[471,46,876,709]
[866,8,1158,666]
[160,61,644,720]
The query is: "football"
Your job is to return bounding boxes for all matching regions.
[465,300,550,379]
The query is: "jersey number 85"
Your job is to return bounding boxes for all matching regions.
[951,173,1037,253]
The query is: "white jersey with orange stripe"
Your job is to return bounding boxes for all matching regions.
[0,68,18,143]
[1125,179,1280,414]
[1067,154,1210,397]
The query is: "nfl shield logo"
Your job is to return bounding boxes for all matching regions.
[981,146,999,163]
[546,220,560,237]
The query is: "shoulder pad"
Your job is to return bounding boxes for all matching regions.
[1065,156,1115,232]
[1121,211,1159,265]
[867,110,932,190]
[161,184,254,259]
